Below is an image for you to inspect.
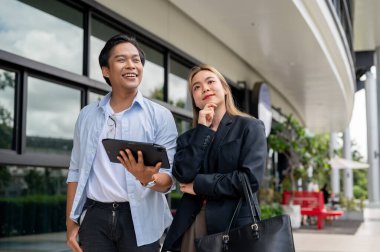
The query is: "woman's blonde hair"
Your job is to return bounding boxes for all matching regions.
[188,64,250,127]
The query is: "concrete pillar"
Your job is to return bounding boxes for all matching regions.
[366,68,380,205]
[343,128,353,199]
[329,132,340,195]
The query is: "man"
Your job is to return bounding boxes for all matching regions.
[66,34,178,252]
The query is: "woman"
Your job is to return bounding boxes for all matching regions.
[162,64,267,252]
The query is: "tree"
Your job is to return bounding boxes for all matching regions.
[268,114,330,193]
[0,71,15,149]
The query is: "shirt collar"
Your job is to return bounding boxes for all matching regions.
[97,90,145,112]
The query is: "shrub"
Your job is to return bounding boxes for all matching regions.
[260,203,283,220]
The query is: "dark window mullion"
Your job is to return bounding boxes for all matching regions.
[82,88,88,108]
[83,9,91,77]
[17,71,28,154]
[164,51,170,102]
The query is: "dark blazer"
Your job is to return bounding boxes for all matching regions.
[162,114,267,251]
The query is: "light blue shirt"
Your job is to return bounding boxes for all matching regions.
[67,91,178,246]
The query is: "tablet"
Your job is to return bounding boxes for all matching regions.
[102,138,170,167]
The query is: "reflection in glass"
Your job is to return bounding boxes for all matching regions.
[140,44,164,100]
[0,69,15,149]
[90,18,120,81]
[169,60,191,110]
[0,165,67,249]
[26,77,80,154]
[174,115,191,135]
[0,0,83,74]
[88,91,105,104]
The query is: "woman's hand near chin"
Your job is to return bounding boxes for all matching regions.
[198,103,217,127]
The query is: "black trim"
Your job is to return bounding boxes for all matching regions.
[0,150,70,168]
[164,51,170,102]
[0,0,247,169]
[0,50,110,92]
[20,71,27,155]
[83,9,91,77]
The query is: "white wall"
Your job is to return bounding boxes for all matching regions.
[95,0,299,121]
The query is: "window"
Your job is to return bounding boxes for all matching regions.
[0,165,67,249]
[173,115,191,135]
[169,59,192,110]
[26,77,81,154]
[0,0,199,249]
[90,17,120,82]
[140,44,165,100]
[88,90,105,104]
[0,68,15,149]
[0,0,83,74]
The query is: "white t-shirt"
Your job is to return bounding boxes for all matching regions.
[87,101,129,202]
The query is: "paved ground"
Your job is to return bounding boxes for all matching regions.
[1,219,380,252]
[294,219,363,235]
[294,219,380,252]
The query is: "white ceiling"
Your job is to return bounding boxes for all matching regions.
[170,0,356,133]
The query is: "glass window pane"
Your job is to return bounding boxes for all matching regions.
[0,69,15,149]
[88,91,105,104]
[140,44,164,100]
[26,77,81,154]
[0,0,83,74]
[90,18,120,82]
[169,60,192,110]
[0,165,67,250]
[174,115,191,135]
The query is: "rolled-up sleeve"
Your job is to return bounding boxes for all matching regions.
[66,111,82,183]
[155,108,178,192]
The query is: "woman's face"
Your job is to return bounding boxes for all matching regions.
[191,70,226,110]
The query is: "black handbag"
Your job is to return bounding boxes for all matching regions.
[195,173,296,252]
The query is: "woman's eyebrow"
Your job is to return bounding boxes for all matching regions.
[192,76,215,87]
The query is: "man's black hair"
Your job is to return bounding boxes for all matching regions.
[98,34,146,86]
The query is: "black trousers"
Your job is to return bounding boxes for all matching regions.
[78,198,160,252]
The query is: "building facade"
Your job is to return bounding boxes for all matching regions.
[0,0,363,250]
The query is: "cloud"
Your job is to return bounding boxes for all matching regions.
[0,1,83,74]
[26,77,80,139]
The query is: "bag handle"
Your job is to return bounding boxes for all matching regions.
[241,172,261,220]
[224,172,260,234]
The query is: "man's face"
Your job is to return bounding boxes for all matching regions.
[102,42,143,92]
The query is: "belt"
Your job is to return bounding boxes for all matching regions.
[86,198,130,210]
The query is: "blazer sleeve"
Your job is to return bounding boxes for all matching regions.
[193,118,267,199]
[172,124,216,183]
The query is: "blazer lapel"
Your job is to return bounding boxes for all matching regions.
[206,113,235,173]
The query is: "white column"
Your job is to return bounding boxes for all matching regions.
[366,69,380,205]
[329,132,340,195]
[343,128,353,199]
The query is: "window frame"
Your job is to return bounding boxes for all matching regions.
[0,0,244,168]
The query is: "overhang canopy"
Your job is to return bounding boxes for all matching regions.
[170,0,355,133]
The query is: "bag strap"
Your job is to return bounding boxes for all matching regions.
[241,172,261,220]
[224,172,260,234]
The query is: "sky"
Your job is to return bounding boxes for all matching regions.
[350,89,367,161]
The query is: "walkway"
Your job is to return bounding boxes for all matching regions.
[294,220,380,252]
[1,219,380,251]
